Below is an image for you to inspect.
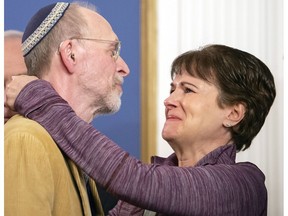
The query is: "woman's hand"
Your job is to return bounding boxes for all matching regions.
[5,75,38,111]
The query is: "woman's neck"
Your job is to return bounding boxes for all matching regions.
[174,139,233,167]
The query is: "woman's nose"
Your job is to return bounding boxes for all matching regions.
[164,92,179,108]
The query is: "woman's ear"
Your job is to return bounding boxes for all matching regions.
[223,103,246,127]
[58,40,76,74]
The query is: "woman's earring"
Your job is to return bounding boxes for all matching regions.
[225,123,232,127]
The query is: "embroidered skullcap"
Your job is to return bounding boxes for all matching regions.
[22,2,70,57]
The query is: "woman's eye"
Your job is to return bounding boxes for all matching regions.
[184,88,194,93]
[169,89,175,94]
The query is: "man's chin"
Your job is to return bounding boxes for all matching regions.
[109,96,121,113]
[110,102,121,114]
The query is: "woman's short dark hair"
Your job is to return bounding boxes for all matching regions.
[171,44,276,151]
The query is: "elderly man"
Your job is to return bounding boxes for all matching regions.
[4,2,129,216]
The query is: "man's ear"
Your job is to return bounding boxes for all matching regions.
[223,103,246,127]
[58,40,76,73]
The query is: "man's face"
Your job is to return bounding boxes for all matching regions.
[75,8,130,118]
[4,37,27,123]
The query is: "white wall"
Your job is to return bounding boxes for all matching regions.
[156,0,283,215]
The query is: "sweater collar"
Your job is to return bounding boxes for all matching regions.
[151,144,237,167]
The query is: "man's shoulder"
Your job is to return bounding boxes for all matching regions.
[5,114,50,136]
[4,114,59,152]
[5,114,43,130]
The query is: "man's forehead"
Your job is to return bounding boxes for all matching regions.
[83,11,117,40]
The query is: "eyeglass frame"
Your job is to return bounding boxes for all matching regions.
[70,37,121,60]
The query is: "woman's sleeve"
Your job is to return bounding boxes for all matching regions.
[14,80,266,216]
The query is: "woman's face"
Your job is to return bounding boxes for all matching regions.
[162,70,231,148]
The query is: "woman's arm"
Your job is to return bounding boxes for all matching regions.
[13,80,267,216]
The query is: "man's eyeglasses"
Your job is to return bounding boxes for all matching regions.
[71,37,121,60]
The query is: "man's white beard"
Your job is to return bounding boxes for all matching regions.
[93,90,122,118]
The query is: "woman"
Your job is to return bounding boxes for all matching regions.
[7,44,276,215]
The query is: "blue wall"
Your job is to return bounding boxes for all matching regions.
[5,0,141,158]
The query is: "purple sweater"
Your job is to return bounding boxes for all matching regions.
[15,80,267,216]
